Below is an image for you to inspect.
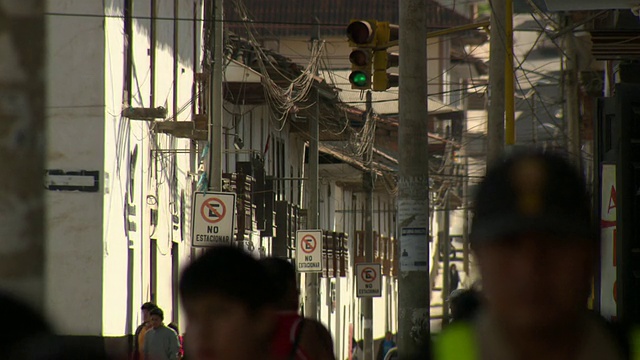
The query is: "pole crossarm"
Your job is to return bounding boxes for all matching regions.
[427,21,490,38]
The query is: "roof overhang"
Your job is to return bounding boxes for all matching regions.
[544,0,638,10]
[224,58,262,83]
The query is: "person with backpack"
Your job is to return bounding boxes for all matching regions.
[261,257,335,360]
[435,151,639,359]
[167,322,184,360]
[376,331,396,360]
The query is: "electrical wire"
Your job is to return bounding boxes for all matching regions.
[484,2,572,148]
[230,0,326,131]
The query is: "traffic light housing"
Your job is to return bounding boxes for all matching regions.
[372,21,399,91]
[347,20,377,90]
[349,48,372,89]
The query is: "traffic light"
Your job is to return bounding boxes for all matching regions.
[372,21,399,91]
[349,48,372,89]
[347,20,377,90]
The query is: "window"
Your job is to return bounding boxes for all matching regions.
[150,238,158,303]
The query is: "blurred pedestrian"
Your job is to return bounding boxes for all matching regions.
[179,245,276,360]
[1,291,54,359]
[350,338,363,360]
[448,264,460,294]
[133,302,157,360]
[261,257,335,360]
[435,150,634,359]
[1,291,111,360]
[448,288,481,323]
[376,331,396,360]
[143,307,180,360]
[167,322,184,360]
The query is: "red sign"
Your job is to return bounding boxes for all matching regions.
[200,198,227,224]
[361,266,377,283]
[301,235,317,254]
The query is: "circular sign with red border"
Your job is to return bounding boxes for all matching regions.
[361,266,377,283]
[301,235,317,254]
[200,197,227,224]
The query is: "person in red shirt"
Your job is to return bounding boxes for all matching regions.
[261,257,335,360]
[167,322,184,359]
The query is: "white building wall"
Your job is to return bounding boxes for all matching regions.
[129,1,154,337]
[290,132,306,206]
[427,38,444,100]
[172,0,201,329]
[314,183,398,358]
[132,0,202,330]
[47,0,202,338]
[45,0,106,336]
[150,0,179,326]
[465,107,488,188]
[102,1,130,337]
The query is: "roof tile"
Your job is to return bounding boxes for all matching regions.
[225,0,471,38]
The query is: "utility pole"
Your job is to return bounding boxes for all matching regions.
[462,155,470,274]
[209,0,223,191]
[0,0,45,308]
[504,0,515,147]
[398,0,431,358]
[442,142,454,325]
[442,190,451,325]
[304,20,321,321]
[488,0,507,163]
[564,25,581,167]
[532,92,538,146]
[462,82,470,275]
[363,91,374,360]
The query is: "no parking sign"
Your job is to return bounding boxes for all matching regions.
[356,263,382,297]
[296,230,323,272]
[191,192,236,247]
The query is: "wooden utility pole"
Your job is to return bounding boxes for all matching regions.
[398,0,431,358]
[363,91,374,360]
[0,0,46,309]
[304,21,321,321]
[462,82,470,275]
[564,24,581,167]
[209,0,223,191]
[504,0,515,146]
[488,0,507,163]
[442,191,451,324]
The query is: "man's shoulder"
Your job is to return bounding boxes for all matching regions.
[158,326,179,338]
[299,318,335,360]
[304,318,331,335]
[156,326,171,334]
[135,323,146,334]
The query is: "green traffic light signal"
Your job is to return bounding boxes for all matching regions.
[349,71,369,88]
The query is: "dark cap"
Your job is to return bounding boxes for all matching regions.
[149,307,164,320]
[470,151,595,245]
[141,302,157,311]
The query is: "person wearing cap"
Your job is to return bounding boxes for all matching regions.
[448,288,481,324]
[144,307,180,360]
[435,151,640,359]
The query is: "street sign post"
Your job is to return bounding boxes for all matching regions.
[191,191,236,247]
[296,230,323,272]
[356,263,382,297]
